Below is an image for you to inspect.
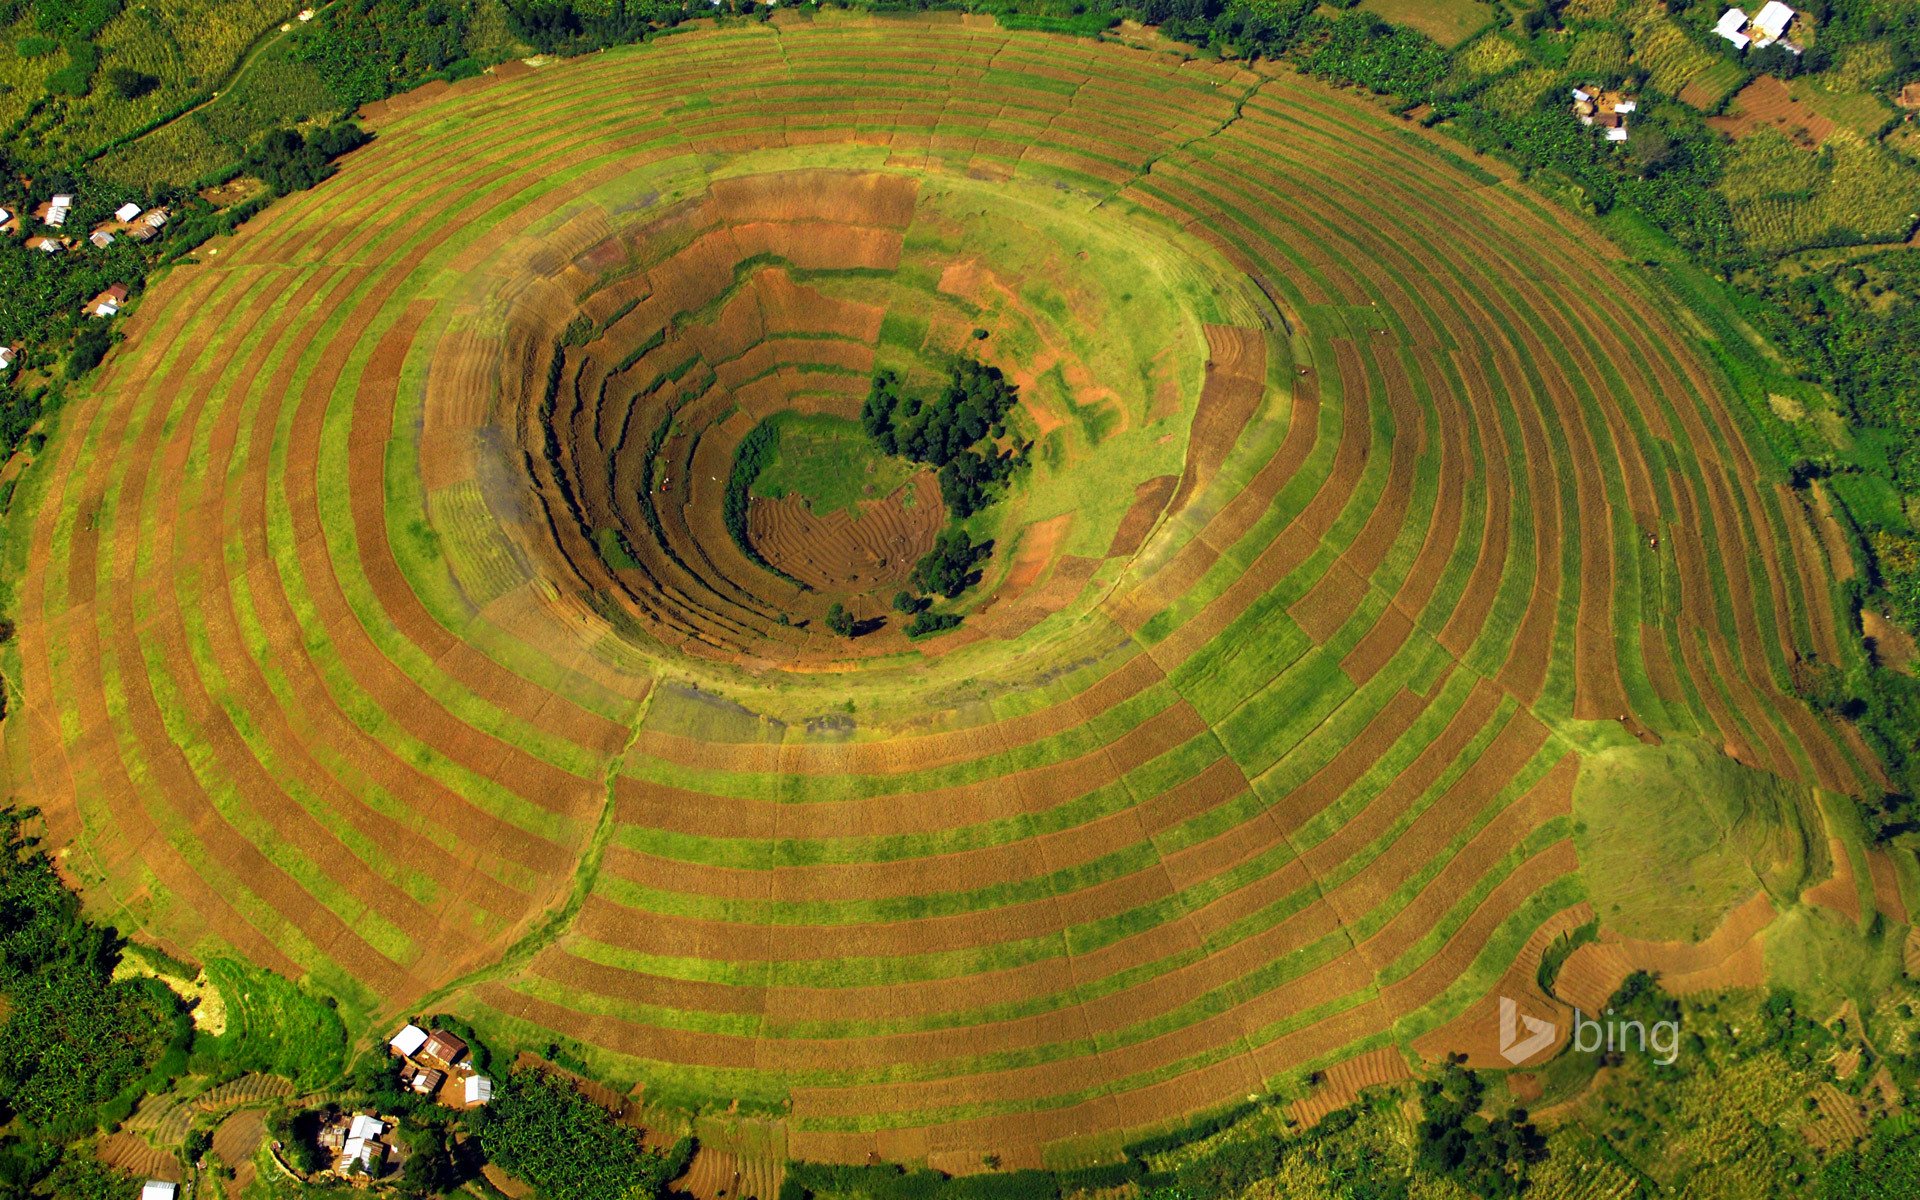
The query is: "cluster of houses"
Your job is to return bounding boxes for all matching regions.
[5,190,166,265]
[1715,2,1799,53]
[319,1110,395,1178]
[1570,85,1638,142]
[388,1022,494,1108]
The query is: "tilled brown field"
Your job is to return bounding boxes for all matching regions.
[0,10,1881,1166]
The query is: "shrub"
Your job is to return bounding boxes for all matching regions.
[825,603,855,637]
[911,528,992,599]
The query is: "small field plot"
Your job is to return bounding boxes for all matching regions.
[1358,0,1496,48]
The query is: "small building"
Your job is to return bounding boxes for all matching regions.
[464,1075,493,1106]
[144,208,169,229]
[141,1184,178,1200]
[89,230,114,249]
[388,1023,429,1057]
[421,1029,468,1067]
[0,207,12,230]
[401,1063,445,1095]
[1606,126,1630,141]
[1750,0,1794,47]
[336,1113,389,1177]
[0,346,16,371]
[86,283,129,318]
[1715,7,1752,49]
[28,236,64,254]
[338,1135,387,1176]
[114,202,142,222]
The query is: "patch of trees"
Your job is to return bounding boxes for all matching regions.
[911,528,993,599]
[858,359,1027,626]
[1412,1061,1546,1198]
[0,807,185,1139]
[466,1068,691,1200]
[1298,11,1448,101]
[240,123,372,196]
[861,360,1026,519]
[294,0,481,108]
[826,602,855,637]
[503,0,708,55]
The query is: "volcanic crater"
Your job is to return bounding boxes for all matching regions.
[430,166,1237,678]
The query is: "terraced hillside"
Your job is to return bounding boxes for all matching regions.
[0,9,1889,1168]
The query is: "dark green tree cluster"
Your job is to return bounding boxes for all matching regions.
[1412,1061,1545,1198]
[826,602,856,637]
[1822,1110,1920,1198]
[910,527,993,600]
[466,1068,690,1200]
[503,0,709,55]
[294,0,481,108]
[861,360,1025,520]
[22,0,121,95]
[240,123,372,197]
[0,808,184,1136]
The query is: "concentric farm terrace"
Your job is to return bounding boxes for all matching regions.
[2,9,1902,1176]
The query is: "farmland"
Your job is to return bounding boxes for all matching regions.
[0,5,1907,1177]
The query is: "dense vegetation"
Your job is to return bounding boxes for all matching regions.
[910,526,993,600]
[238,121,370,195]
[0,807,185,1193]
[466,1068,691,1200]
[861,359,1024,519]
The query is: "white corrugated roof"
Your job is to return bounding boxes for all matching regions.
[1753,0,1794,38]
[141,1183,178,1200]
[348,1113,385,1141]
[1613,99,1637,113]
[115,203,141,221]
[389,1023,429,1055]
[1715,7,1752,46]
[465,1075,493,1104]
[1606,127,1629,141]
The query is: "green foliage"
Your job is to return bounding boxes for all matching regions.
[910,527,992,600]
[240,122,372,196]
[15,35,56,57]
[293,0,482,108]
[0,807,183,1135]
[501,0,707,55]
[825,602,855,637]
[1299,11,1448,100]
[190,958,348,1088]
[906,610,962,637]
[862,360,1022,486]
[39,1152,137,1200]
[466,1068,687,1200]
[1823,1113,1920,1198]
[44,40,100,97]
[892,590,928,615]
[1412,1062,1545,1197]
